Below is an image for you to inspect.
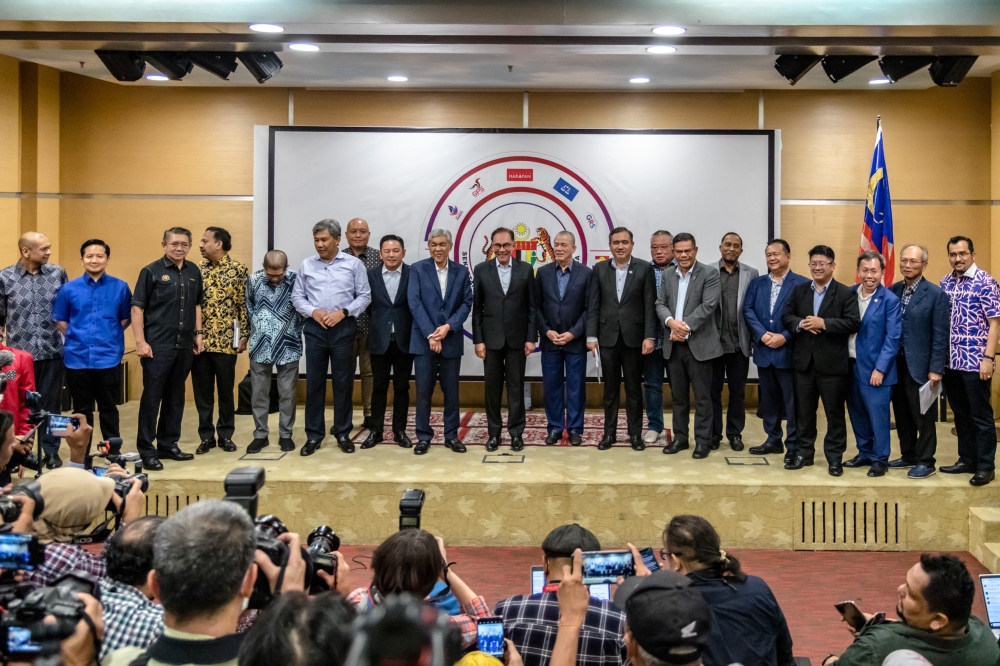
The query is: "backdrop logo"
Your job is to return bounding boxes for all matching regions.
[506,168,533,181]
[470,178,485,197]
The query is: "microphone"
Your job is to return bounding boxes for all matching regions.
[0,350,14,369]
[96,437,124,458]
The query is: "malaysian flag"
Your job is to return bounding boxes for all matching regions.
[860,121,895,286]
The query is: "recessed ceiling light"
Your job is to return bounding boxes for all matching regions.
[630,77,650,83]
[146,74,169,81]
[652,26,686,36]
[646,45,677,54]
[249,23,284,33]
[387,75,408,82]
[869,77,891,85]
[289,43,319,52]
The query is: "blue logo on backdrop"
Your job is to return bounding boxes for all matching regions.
[553,178,579,202]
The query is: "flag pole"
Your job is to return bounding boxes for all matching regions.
[876,114,881,130]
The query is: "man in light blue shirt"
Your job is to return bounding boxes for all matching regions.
[291,219,371,456]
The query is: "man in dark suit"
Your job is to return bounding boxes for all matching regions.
[472,227,537,452]
[743,239,809,461]
[586,227,657,450]
[408,229,473,455]
[536,231,593,446]
[655,233,723,458]
[363,234,414,450]
[889,244,950,479]
[782,245,861,476]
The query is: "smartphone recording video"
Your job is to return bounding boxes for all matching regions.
[580,550,635,584]
[46,414,80,438]
[476,616,504,658]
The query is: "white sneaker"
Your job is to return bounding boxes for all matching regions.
[643,430,661,444]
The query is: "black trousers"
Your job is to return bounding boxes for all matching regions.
[370,338,414,435]
[891,354,938,467]
[667,344,714,446]
[710,350,750,440]
[137,349,193,458]
[33,357,64,458]
[794,365,849,464]
[600,337,643,437]
[191,352,238,442]
[65,367,121,441]
[943,369,996,472]
[484,345,527,437]
[304,318,356,441]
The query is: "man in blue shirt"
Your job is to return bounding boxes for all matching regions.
[53,239,132,448]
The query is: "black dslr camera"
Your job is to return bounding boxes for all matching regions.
[399,489,425,530]
[107,471,149,497]
[0,481,44,525]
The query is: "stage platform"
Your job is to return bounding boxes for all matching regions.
[70,402,1000,557]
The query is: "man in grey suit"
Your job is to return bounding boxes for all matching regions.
[710,232,759,452]
[656,232,723,458]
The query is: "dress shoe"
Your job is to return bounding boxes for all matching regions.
[394,431,413,448]
[662,440,689,455]
[485,436,500,452]
[867,461,889,477]
[783,452,796,466]
[941,461,975,474]
[301,439,322,456]
[361,431,383,449]
[157,447,193,461]
[246,438,270,454]
[842,455,872,468]
[141,457,164,471]
[545,432,562,445]
[749,442,783,455]
[279,437,295,452]
[195,439,216,455]
[784,455,813,470]
[729,435,745,452]
[219,439,237,453]
[337,436,355,454]
[568,433,583,446]
[710,435,722,451]
[908,464,936,479]
[597,435,616,451]
[43,454,62,470]
[445,438,467,453]
[888,457,917,469]
[643,430,661,444]
[414,441,430,455]
[971,470,996,486]
[828,462,844,477]
[630,435,645,451]
[692,442,710,459]
[511,436,525,452]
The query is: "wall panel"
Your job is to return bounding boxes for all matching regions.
[529,91,759,129]
[294,90,522,128]
[0,55,19,193]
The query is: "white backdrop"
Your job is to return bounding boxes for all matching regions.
[253,127,780,377]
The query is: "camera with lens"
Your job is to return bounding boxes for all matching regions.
[107,472,149,498]
[23,391,48,428]
[0,571,101,661]
[0,481,44,525]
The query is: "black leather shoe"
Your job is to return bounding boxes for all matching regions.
[157,447,193,461]
[729,435,744,452]
[337,436,355,454]
[784,455,814,470]
[597,435,615,451]
[783,451,796,465]
[196,439,215,455]
[485,436,500,452]
[141,457,164,471]
[43,454,62,470]
[329,425,337,435]
[394,431,413,448]
[971,470,996,486]
[219,439,237,453]
[692,442,710,459]
[279,437,295,452]
[445,438,467,453]
[662,439,689,455]
[568,433,583,446]
[941,461,976,474]
[842,455,872,468]
[361,432,383,449]
[828,462,844,477]
[888,457,917,469]
[630,436,645,451]
[867,461,888,477]
[511,436,525,452]
[246,438,269,454]
[545,432,561,445]
[710,435,722,451]
[301,439,322,456]
[414,441,430,455]
[750,442,784,455]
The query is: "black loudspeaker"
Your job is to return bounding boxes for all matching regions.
[774,55,822,85]
[929,56,978,87]
[877,56,935,83]
[142,52,194,80]
[189,52,240,80]
[238,52,283,83]
[821,55,877,83]
[95,51,146,81]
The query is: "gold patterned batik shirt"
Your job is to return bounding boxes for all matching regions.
[199,254,250,354]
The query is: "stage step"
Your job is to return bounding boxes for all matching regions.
[969,507,1000,572]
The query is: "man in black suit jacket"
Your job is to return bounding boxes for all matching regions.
[889,244,951,478]
[586,227,657,451]
[472,227,538,452]
[363,235,415,450]
[781,245,861,476]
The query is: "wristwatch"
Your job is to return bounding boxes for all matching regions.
[341,308,349,318]
[193,329,203,335]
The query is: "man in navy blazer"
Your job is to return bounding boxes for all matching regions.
[536,231,593,445]
[889,244,950,478]
[408,229,473,455]
[742,239,809,462]
[844,251,901,477]
[363,235,414,451]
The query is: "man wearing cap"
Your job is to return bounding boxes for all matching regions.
[494,524,627,666]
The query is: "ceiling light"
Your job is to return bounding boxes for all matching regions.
[646,45,677,54]
[95,50,146,81]
[869,78,891,85]
[237,52,283,83]
[773,55,821,85]
[146,74,168,81]
[189,52,239,80]
[652,26,686,35]
[387,75,408,82]
[289,43,319,52]
[929,56,978,87]
[142,52,193,80]
[630,77,650,83]
[249,23,283,33]
[878,56,935,83]
[821,55,877,83]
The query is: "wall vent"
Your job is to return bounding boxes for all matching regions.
[796,500,906,550]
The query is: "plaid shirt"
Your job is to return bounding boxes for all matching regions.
[494,593,627,666]
[25,543,106,586]
[900,276,922,315]
[347,587,491,649]
[98,578,164,661]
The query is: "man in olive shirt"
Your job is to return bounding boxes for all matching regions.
[132,227,204,471]
[823,554,999,666]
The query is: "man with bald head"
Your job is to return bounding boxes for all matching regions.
[244,250,305,454]
[0,232,68,467]
[344,218,382,432]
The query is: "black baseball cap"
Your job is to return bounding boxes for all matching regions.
[541,524,600,558]
[614,570,712,664]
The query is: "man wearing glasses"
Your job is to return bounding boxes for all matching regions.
[472,227,537,452]
[782,245,861,476]
[939,235,1000,486]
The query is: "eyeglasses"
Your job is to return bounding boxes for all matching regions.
[167,242,190,249]
[808,262,832,269]
[493,243,514,250]
[948,251,972,259]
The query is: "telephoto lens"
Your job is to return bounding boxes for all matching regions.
[306,526,340,594]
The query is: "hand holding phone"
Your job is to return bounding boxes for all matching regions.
[46,414,81,438]
[476,617,504,658]
[580,549,635,584]
[835,601,869,632]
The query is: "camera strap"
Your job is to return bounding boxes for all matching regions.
[80,605,103,663]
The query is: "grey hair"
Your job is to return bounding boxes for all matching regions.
[554,230,576,245]
[153,499,256,622]
[313,219,342,238]
[428,229,452,243]
[857,249,886,270]
[900,243,929,263]
[651,230,673,240]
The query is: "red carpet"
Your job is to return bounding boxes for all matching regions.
[338,545,990,665]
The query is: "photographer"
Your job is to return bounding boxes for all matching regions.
[237,591,355,666]
[0,311,35,437]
